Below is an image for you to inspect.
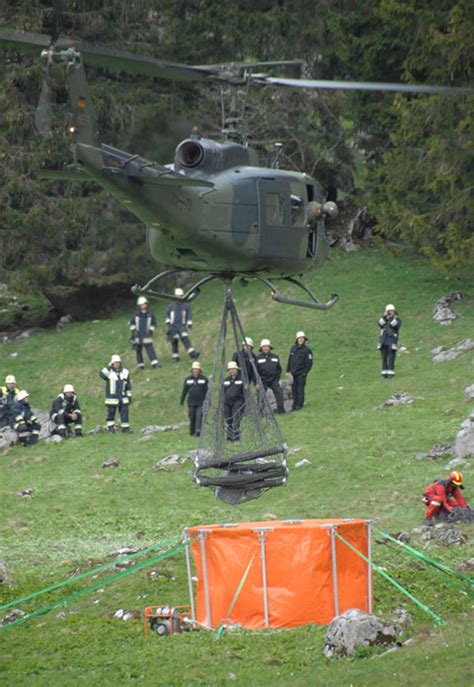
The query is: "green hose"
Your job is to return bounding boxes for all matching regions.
[0,541,187,632]
[0,535,182,613]
[334,530,445,626]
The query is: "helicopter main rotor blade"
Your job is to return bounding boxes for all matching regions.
[0,30,221,82]
[254,76,474,96]
[53,40,222,82]
[2,29,471,94]
[0,29,51,52]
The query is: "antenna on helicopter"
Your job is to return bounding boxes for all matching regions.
[272,142,283,169]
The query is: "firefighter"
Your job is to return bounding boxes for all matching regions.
[256,339,285,414]
[286,331,313,411]
[232,337,257,384]
[0,374,19,428]
[50,384,82,437]
[99,354,132,432]
[223,361,245,441]
[165,288,199,362]
[377,304,401,378]
[11,390,41,446]
[422,471,469,523]
[180,361,209,437]
[129,296,159,370]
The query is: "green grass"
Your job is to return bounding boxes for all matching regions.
[1,248,473,686]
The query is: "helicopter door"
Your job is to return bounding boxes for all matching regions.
[257,179,298,258]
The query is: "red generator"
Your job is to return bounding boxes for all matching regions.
[144,605,192,637]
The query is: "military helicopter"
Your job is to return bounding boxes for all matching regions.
[1,30,472,309]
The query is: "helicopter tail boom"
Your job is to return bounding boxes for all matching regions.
[63,49,99,148]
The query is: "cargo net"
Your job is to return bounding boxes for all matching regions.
[194,288,288,505]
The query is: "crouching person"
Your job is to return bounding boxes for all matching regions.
[422,471,468,523]
[12,390,41,446]
[50,384,82,437]
[100,355,132,433]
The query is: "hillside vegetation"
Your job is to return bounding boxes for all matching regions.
[1,0,473,318]
[0,248,473,685]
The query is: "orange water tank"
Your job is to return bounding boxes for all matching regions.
[185,518,372,630]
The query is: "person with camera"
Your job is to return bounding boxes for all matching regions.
[377,304,401,378]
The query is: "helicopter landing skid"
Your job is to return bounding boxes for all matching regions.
[132,269,216,303]
[132,270,338,310]
[245,274,338,311]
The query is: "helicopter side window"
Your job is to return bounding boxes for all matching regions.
[265,192,285,226]
[290,194,304,226]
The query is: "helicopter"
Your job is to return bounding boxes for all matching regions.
[1,30,472,310]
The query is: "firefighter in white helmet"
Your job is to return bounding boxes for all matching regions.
[165,287,199,362]
[49,384,83,438]
[180,361,209,436]
[129,296,159,370]
[99,355,132,432]
[377,304,402,378]
[256,339,285,413]
[286,331,313,411]
[11,390,41,446]
[223,361,245,441]
[0,374,20,428]
[232,336,258,384]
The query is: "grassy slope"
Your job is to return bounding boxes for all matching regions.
[0,248,473,686]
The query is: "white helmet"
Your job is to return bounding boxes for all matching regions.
[137,296,148,306]
[63,384,75,394]
[296,331,308,341]
[16,390,29,402]
[227,361,239,370]
[5,375,16,384]
[260,338,272,349]
[110,354,122,365]
[242,337,254,348]
[191,361,201,370]
[174,287,184,298]
[385,304,396,312]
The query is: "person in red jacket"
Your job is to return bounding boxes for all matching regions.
[422,471,468,522]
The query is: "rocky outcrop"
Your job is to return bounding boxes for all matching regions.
[432,292,464,325]
[454,410,474,459]
[380,392,420,409]
[324,609,403,658]
[432,339,474,363]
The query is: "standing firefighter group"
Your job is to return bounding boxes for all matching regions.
[0,299,410,444]
[180,331,313,441]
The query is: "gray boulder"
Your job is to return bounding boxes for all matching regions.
[465,384,474,400]
[0,561,14,585]
[420,524,467,547]
[140,422,186,436]
[28,407,55,439]
[323,609,403,658]
[56,314,73,331]
[380,392,419,409]
[415,443,453,461]
[154,454,186,468]
[0,427,18,451]
[432,292,464,325]
[454,410,474,459]
[1,608,26,626]
[432,339,474,364]
[266,378,293,413]
[444,456,470,470]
